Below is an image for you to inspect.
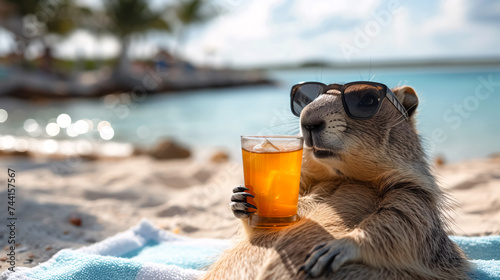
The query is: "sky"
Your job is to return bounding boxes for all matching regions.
[1,0,499,67]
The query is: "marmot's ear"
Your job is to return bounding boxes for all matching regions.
[392,86,418,117]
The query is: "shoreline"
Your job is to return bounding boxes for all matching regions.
[0,68,275,101]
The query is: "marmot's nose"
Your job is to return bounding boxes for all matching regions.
[302,121,324,132]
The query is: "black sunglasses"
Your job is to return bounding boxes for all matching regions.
[290,81,408,121]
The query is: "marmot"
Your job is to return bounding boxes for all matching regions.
[203,82,470,280]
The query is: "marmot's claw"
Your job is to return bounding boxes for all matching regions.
[300,243,331,278]
[301,239,360,278]
[230,185,256,219]
[304,243,326,261]
[232,185,249,193]
[230,201,257,211]
[231,192,254,201]
[229,201,256,219]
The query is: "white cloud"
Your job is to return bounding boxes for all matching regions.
[184,0,418,65]
[421,0,467,36]
[291,0,381,25]
[183,0,285,65]
[55,30,120,59]
[392,7,411,49]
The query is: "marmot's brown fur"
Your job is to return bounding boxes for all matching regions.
[203,85,470,280]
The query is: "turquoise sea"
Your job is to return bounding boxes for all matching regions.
[1,66,499,162]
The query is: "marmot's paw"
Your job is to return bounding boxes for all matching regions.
[299,238,361,278]
[229,185,256,219]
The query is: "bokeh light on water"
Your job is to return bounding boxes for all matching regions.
[57,114,72,128]
[0,109,8,123]
[46,123,60,137]
[0,100,125,158]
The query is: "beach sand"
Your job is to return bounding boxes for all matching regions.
[436,155,500,236]
[1,154,499,272]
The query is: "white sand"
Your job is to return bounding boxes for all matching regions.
[1,155,499,272]
[436,155,500,236]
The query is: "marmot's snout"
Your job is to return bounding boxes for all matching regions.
[301,120,325,147]
[300,94,347,158]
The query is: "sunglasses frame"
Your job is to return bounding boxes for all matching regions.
[290,81,409,121]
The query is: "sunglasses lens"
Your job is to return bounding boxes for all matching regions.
[343,84,382,119]
[292,83,323,116]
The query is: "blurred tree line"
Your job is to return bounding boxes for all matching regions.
[0,0,217,72]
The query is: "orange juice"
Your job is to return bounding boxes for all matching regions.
[242,148,303,218]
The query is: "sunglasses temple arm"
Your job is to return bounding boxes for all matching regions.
[386,89,409,120]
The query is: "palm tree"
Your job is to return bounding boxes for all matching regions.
[1,0,43,37]
[1,0,77,42]
[101,0,171,76]
[172,0,216,58]
[0,0,83,69]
